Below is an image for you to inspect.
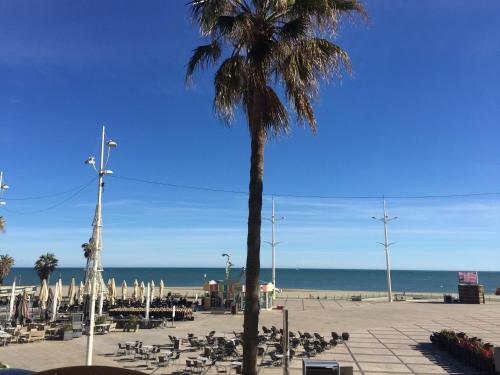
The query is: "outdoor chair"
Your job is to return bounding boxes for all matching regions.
[170,350,181,365]
[156,355,168,369]
[185,359,195,374]
[116,343,127,356]
[269,351,283,366]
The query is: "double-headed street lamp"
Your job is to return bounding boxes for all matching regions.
[84,126,117,366]
[0,171,9,206]
[372,198,398,303]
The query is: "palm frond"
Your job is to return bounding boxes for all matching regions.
[186,41,222,81]
[214,55,248,121]
[260,86,289,135]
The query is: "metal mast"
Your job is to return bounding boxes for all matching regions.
[265,197,284,289]
[84,126,117,365]
[372,198,397,303]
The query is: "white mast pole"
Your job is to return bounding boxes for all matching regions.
[86,126,106,366]
[373,197,397,303]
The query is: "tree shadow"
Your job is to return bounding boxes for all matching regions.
[413,343,480,375]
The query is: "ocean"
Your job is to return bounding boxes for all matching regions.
[4,268,500,294]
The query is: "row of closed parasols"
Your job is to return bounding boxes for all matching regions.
[37,277,168,309]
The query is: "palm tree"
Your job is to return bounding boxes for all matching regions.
[0,216,5,233]
[186,1,364,373]
[82,241,92,283]
[0,254,14,285]
[34,253,58,283]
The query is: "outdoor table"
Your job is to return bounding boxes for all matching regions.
[0,332,12,346]
[230,361,242,375]
[94,323,110,334]
[143,345,154,351]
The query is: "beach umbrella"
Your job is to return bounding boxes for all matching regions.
[110,278,116,305]
[57,277,63,304]
[140,281,145,304]
[8,279,16,321]
[39,279,49,310]
[159,279,164,299]
[145,282,151,320]
[107,279,112,301]
[150,280,155,300]
[20,289,30,324]
[49,284,59,322]
[68,277,76,306]
[121,280,128,301]
[78,281,85,304]
[133,279,139,301]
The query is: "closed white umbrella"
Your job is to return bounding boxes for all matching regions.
[145,282,151,320]
[140,281,145,304]
[150,280,155,300]
[121,280,128,301]
[107,279,112,301]
[8,279,16,321]
[159,279,164,299]
[68,277,76,306]
[78,281,85,304]
[39,279,49,310]
[57,277,63,303]
[133,279,139,301]
[110,278,116,305]
[50,283,59,322]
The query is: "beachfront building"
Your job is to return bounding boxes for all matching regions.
[202,280,274,311]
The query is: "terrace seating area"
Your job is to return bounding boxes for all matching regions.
[108,327,349,373]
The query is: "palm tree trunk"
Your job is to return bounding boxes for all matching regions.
[242,120,266,375]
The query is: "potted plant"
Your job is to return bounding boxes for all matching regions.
[124,315,140,332]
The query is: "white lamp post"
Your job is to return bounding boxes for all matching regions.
[85,126,117,366]
[372,198,397,303]
[264,197,284,290]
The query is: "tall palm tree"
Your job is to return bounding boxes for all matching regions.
[186,1,364,373]
[34,253,58,283]
[0,254,14,285]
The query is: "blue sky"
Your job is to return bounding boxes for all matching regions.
[0,1,499,270]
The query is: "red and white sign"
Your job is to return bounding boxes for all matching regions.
[458,271,478,285]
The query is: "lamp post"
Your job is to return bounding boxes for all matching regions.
[0,171,9,206]
[222,253,233,282]
[84,126,117,366]
[372,198,397,303]
[264,197,284,290]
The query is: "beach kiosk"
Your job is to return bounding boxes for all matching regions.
[458,271,485,304]
[203,279,243,310]
[240,282,275,310]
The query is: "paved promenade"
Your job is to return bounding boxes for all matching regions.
[1,298,500,374]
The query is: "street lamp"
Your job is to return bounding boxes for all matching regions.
[84,126,117,366]
[372,198,397,303]
[264,197,285,291]
[0,171,9,206]
[222,253,233,281]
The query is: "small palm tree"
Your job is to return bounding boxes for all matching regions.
[187,1,364,373]
[0,254,14,285]
[34,253,58,283]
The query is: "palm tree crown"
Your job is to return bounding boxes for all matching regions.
[34,252,58,282]
[187,0,365,133]
[0,254,14,285]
